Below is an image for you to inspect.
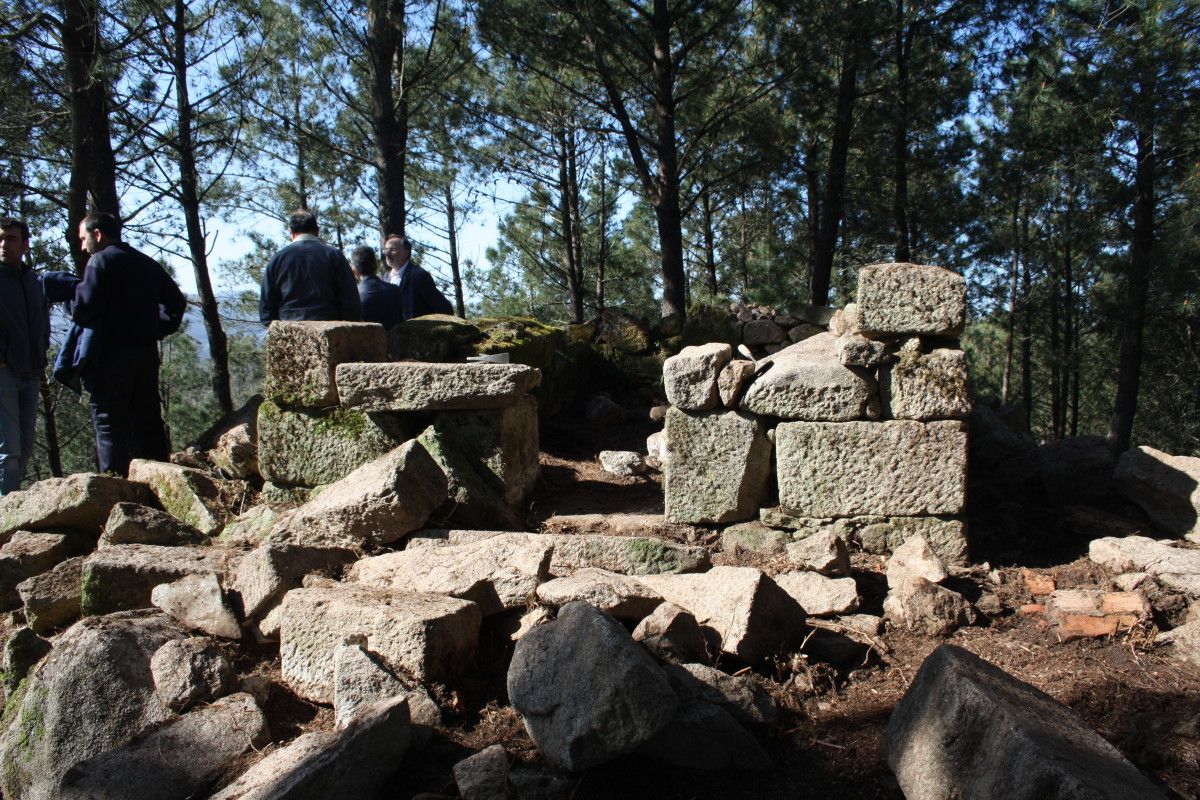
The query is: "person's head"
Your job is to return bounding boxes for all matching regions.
[78,212,121,255]
[350,245,378,278]
[0,217,30,269]
[287,209,319,237]
[383,235,411,269]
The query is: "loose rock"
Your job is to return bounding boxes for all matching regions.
[151,636,235,711]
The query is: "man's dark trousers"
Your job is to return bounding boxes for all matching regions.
[83,343,169,475]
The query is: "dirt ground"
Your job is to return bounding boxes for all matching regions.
[269,414,1200,799]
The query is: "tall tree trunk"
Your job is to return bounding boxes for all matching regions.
[892,0,912,263]
[595,144,610,316]
[1002,197,1021,405]
[811,0,863,306]
[368,0,405,237]
[651,0,686,318]
[292,64,309,209]
[1020,214,1032,429]
[61,0,119,272]
[1048,242,1063,439]
[555,126,583,323]
[566,126,585,322]
[442,157,465,317]
[172,0,232,417]
[38,377,62,477]
[1108,125,1154,456]
[701,190,718,295]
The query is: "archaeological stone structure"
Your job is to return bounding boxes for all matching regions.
[661,262,972,565]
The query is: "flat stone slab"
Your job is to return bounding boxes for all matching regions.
[1088,536,1200,597]
[347,534,553,616]
[17,555,84,634]
[279,584,481,701]
[264,320,387,409]
[230,543,357,621]
[776,420,968,517]
[257,400,415,487]
[101,502,207,547]
[1114,446,1200,537]
[774,572,860,617]
[639,566,806,663]
[210,696,411,800]
[535,568,663,619]
[664,407,771,524]
[663,343,731,412]
[128,460,230,536]
[81,544,239,616]
[739,333,878,421]
[151,572,241,639]
[60,692,267,800]
[0,473,156,542]
[268,440,447,549]
[335,362,541,412]
[0,531,92,609]
[884,644,1164,799]
[857,263,966,337]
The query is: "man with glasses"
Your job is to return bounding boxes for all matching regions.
[381,235,453,321]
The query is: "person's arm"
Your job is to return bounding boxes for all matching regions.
[332,251,363,321]
[159,264,187,318]
[417,269,454,316]
[40,270,82,304]
[259,255,280,325]
[71,255,106,326]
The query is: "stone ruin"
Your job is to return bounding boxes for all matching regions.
[0,263,1194,797]
[660,262,972,565]
[257,320,541,530]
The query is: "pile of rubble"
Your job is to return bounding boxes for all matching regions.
[0,294,1196,797]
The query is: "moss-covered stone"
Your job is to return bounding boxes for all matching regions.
[432,396,539,512]
[473,317,564,368]
[417,427,520,530]
[257,399,419,487]
[264,321,387,409]
[597,308,653,354]
[678,305,739,350]
[127,460,229,536]
[387,314,483,362]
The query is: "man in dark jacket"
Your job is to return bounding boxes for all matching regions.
[259,210,362,324]
[74,212,187,476]
[350,245,403,330]
[0,217,49,493]
[382,235,454,321]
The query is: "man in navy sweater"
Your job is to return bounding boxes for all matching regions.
[350,245,403,330]
[73,212,187,476]
[259,210,362,324]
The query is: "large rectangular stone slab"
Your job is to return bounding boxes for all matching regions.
[776,421,967,517]
[857,263,966,337]
[279,584,481,702]
[257,400,418,488]
[433,396,539,511]
[1113,446,1200,537]
[265,321,387,409]
[81,544,239,616]
[739,333,878,421]
[664,408,771,524]
[335,362,541,412]
[267,441,448,549]
[347,534,553,615]
[639,566,805,663]
[128,460,230,535]
[885,644,1163,799]
[0,473,156,542]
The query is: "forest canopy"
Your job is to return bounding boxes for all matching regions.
[0,0,1197,480]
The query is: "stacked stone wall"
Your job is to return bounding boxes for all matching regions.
[258,321,540,528]
[661,263,971,564]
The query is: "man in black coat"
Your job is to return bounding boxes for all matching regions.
[73,212,187,476]
[382,235,453,321]
[350,245,403,330]
[259,210,362,324]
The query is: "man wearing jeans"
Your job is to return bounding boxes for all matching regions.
[0,218,49,494]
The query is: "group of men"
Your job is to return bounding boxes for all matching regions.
[0,207,453,497]
[258,209,453,327]
[0,212,185,494]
